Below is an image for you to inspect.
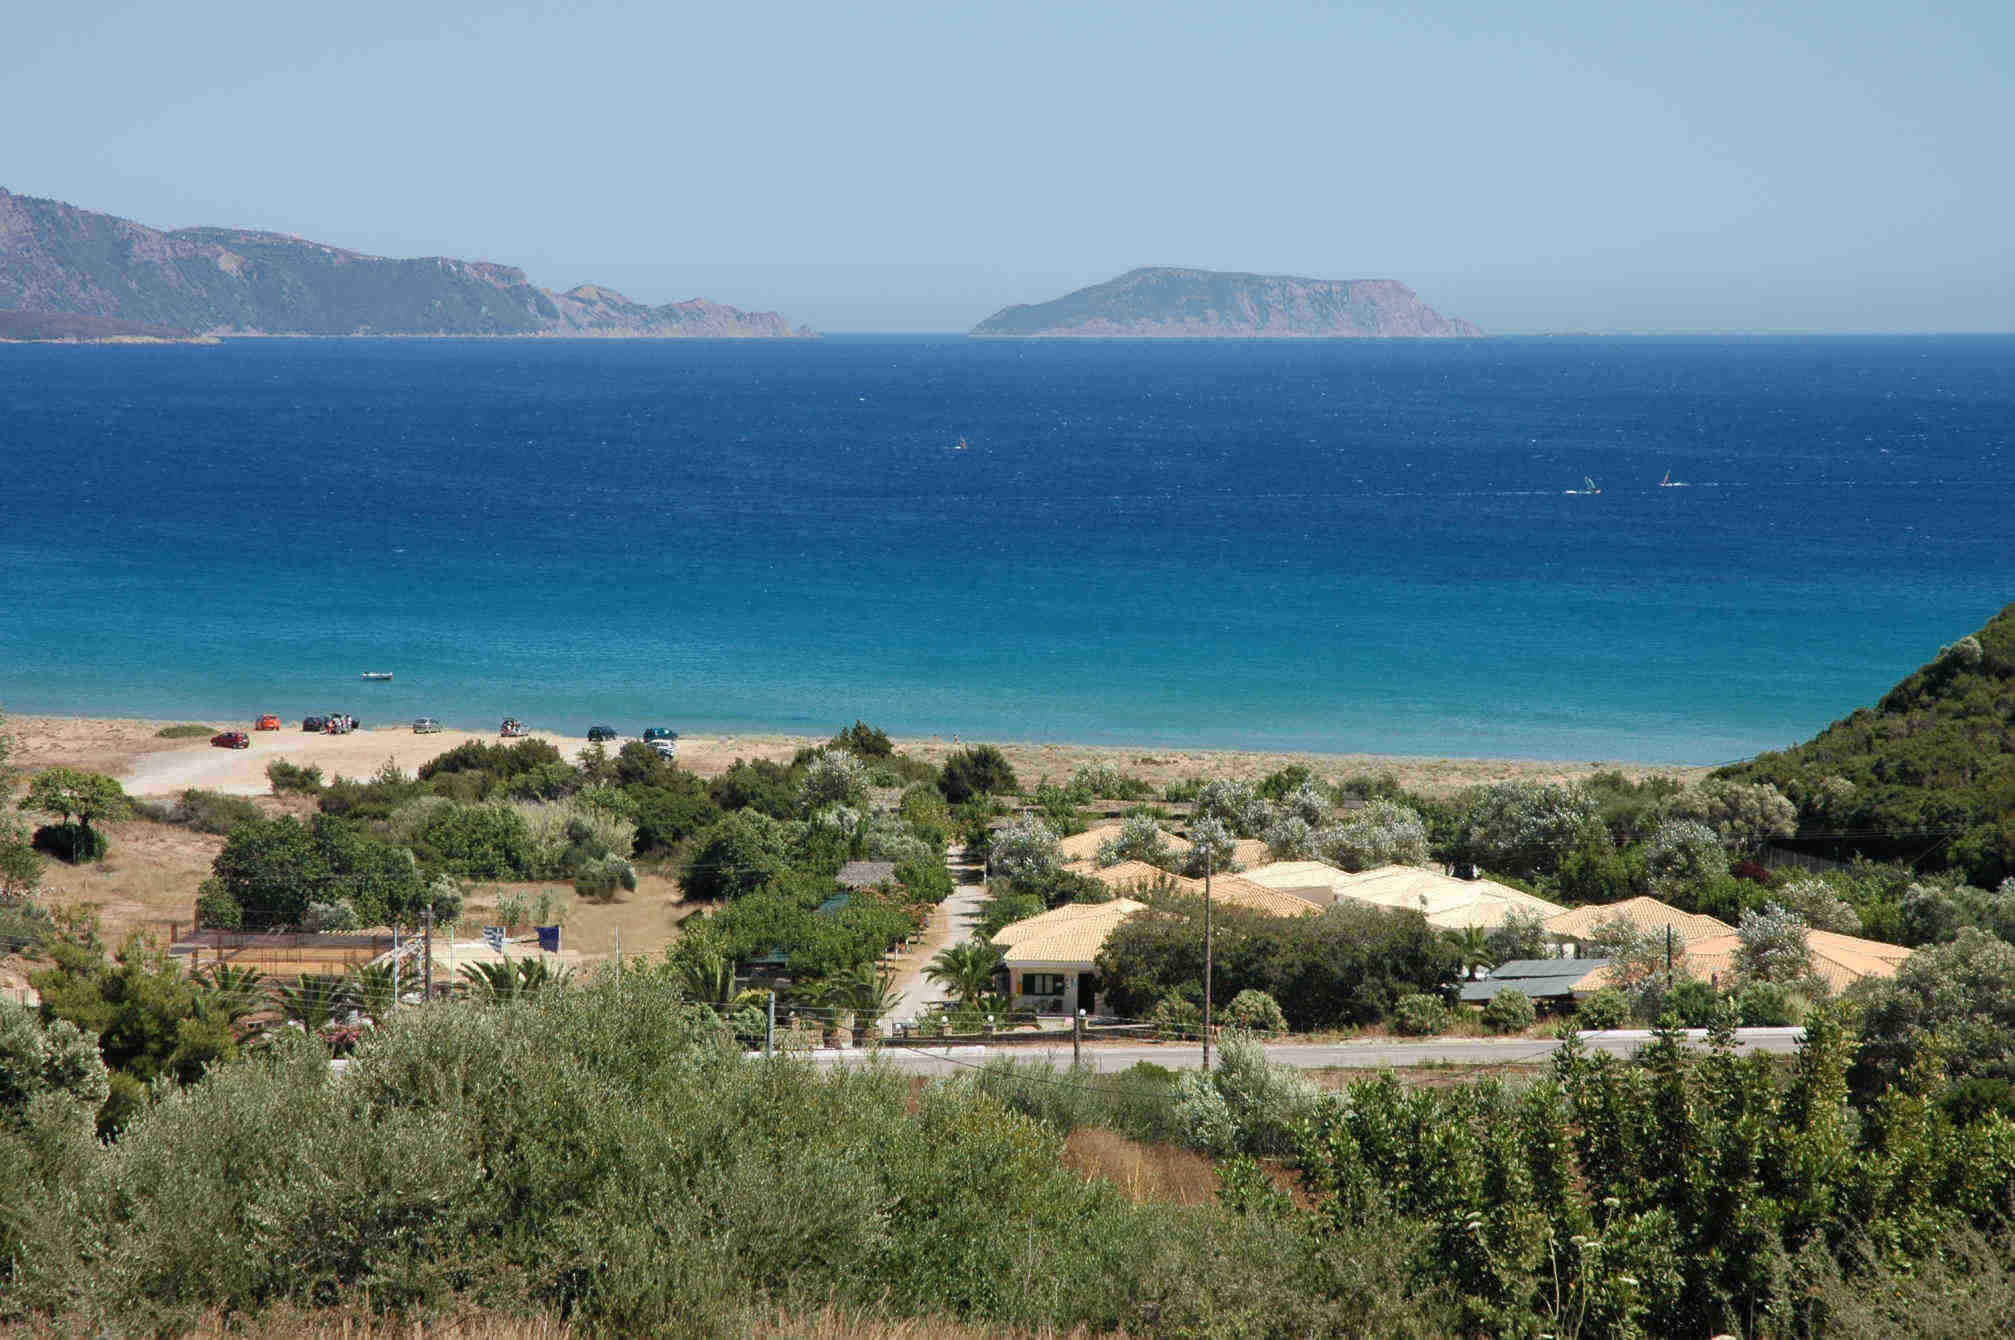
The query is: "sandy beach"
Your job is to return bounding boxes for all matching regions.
[11,713,1710,799]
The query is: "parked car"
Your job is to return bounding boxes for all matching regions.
[641,726,678,743]
[253,714,281,731]
[586,725,618,743]
[412,717,442,733]
[648,738,677,759]
[501,718,528,738]
[211,730,250,749]
[303,715,327,732]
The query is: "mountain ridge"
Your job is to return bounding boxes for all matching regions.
[972,266,1480,339]
[0,188,815,338]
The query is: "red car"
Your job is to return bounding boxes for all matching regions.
[253,714,281,731]
[211,730,251,749]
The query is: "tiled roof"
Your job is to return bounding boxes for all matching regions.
[1680,928,1911,994]
[1459,958,1612,1002]
[1545,897,1732,946]
[1204,875,1323,918]
[1083,860,1195,895]
[1229,838,1272,870]
[1330,865,1565,929]
[1054,822,1191,864]
[995,899,1149,967]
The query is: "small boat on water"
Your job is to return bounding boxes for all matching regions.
[1565,476,1602,495]
[360,671,394,681]
[1659,470,1688,488]
[954,435,969,451]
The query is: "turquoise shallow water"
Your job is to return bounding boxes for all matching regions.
[1,334,2010,763]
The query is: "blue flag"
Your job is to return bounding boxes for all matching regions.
[482,925,506,952]
[536,924,562,953]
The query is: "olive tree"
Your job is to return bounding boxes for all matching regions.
[1192,779,1271,837]
[1095,812,1174,868]
[1734,904,1814,985]
[1666,779,1797,854]
[1320,799,1431,871]
[1771,875,1862,935]
[0,999,109,1136]
[1457,781,1597,879]
[987,814,1060,888]
[1181,816,1239,876]
[798,749,869,814]
[1643,819,1727,897]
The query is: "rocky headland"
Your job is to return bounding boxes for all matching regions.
[971,266,1480,338]
[0,188,814,339]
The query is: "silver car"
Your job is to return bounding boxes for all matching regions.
[412,717,442,734]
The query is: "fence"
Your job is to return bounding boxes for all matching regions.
[170,930,397,980]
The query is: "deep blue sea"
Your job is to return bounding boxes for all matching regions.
[2,335,2011,764]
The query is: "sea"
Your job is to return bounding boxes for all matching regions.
[2,335,2011,766]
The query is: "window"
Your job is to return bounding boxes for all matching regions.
[1022,973,1067,997]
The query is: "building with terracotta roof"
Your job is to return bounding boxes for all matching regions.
[992,899,1147,1017]
[1082,860,1196,897]
[1242,860,1355,907]
[1544,897,1734,954]
[1203,874,1324,919]
[1680,928,1911,994]
[1327,865,1566,930]
[1053,822,1191,868]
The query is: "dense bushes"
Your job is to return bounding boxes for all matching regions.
[937,745,1018,804]
[1097,899,1458,1031]
[209,814,426,929]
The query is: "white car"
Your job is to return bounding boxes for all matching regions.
[648,737,677,759]
[412,717,441,733]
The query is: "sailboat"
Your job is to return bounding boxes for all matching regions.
[1566,476,1602,495]
[1659,469,1687,488]
[953,435,969,451]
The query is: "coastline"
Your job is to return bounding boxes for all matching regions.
[11,713,1712,799]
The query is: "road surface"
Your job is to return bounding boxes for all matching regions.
[883,845,987,1028]
[798,1027,1808,1077]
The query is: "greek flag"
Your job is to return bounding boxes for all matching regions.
[535,924,562,953]
[482,925,507,952]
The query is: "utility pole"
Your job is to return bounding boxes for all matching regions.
[1202,847,1214,1073]
[1666,925,1674,977]
[766,990,776,1058]
[422,906,434,1002]
[390,922,400,1013]
[1073,1008,1084,1068]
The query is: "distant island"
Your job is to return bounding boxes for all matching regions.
[0,187,815,339]
[971,266,1480,339]
[0,310,213,344]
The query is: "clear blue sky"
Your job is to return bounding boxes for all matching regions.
[7,0,2010,332]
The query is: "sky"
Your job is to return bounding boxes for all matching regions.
[5,0,2011,332]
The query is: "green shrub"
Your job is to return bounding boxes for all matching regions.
[1223,988,1289,1035]
[154,724,214,739]
[1151,996,1203,1039]
[1481,988,1536,1034]
[194,879,243,931]
[32,823,107,863]
[1392,993,1449,1036]
[1576,986,1630,1029]
[265,759,324,795]
[937,745,1018,805]
[574,855,637,903]
[1736,979,1801,1027]
[171,789,264,836]
[1171,1030,1328,1156]
[1665,976,1722,1027]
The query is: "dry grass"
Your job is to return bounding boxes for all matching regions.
[459,871,701,963]
[31,816,224,945]
[1058,1127,1220,1207]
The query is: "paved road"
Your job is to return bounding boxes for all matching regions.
[883,845,987,1028]
[803,1027,1808,1077]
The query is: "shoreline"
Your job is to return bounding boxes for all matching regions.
[10,712,1713,799]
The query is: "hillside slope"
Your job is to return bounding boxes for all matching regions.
[0,188,813,338]
[1716,604,2015,885]
[972,266,1480,338]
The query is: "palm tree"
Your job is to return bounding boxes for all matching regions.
[271,974,348,1031]
[199,963,268,1024]
[925,937,1003,1011]
[1447,925,1495,980]
[828,962,902,1034]
[461,957,572,1002]
[346,962,397,1019]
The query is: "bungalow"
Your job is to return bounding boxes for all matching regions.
[836,860,897,891]
[992,898,1147,1018]
[1323,865,1566,930]
[1460,958,1613,1007]
[1544,897,1733,957]
[1079,860,1320,918]
[1679,928,1911,994]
